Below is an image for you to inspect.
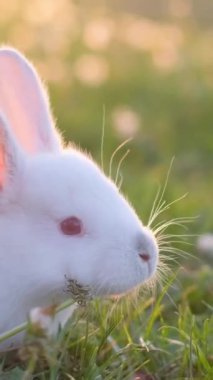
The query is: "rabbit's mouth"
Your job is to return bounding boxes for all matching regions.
[64,276,93,306]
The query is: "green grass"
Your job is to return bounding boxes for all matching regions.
[1,269,212,379]
[0,1,213,379]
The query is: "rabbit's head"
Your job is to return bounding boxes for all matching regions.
[0,48,158,300]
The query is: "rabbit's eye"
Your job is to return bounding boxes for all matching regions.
[60,217,83,236]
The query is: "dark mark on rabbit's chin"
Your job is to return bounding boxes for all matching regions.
[64,275,92,306]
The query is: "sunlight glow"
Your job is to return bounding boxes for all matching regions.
[83,18,115,50]
[112,107,140,139]
[74,54,109,86]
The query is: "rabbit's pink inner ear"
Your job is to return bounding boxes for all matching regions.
[7,80,53,155]
[0,48,62,155]
[12,112,35,154]
[0,146,5,189]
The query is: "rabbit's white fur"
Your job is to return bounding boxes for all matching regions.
[0,48,158,351]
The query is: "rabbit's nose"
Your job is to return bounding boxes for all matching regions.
[135,233,151,262]
[139,252,150,262]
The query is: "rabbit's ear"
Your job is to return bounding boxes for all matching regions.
[0,113,24,193]
[0,47,62,155]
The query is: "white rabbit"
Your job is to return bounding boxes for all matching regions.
[0,48,158,351]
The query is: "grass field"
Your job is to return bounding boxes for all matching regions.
[0,1,212,379]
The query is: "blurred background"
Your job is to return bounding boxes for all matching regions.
[0,0,212,298]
